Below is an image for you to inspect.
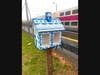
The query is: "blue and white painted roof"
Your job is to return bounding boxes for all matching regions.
[32,18,65,32]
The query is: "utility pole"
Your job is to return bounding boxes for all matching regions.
[53,2,58,18]
[25,0,30,33]
[53,2,57,12]
[25,0,29,22]
[55,3,57,12]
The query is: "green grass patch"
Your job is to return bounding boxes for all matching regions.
[22,31,68,75]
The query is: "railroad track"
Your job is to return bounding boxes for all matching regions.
[61,42,78,55]
[65,27,78,32]
[62,31,78,40]
[62,30,78,54]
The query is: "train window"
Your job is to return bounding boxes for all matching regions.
[72,9,78,14]
[71,22,78,26]
[65,11,71,15]
[61,22,63,24]
[60,12,64,16]
[65,22,69,26]
[61,22,65,25]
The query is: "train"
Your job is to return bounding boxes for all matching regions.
[52,6,78,32]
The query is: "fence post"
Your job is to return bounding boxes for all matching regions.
[46,48,53,75]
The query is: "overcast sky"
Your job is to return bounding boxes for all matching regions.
[22,0,78,21]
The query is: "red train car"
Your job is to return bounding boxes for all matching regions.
[53,6,78,31]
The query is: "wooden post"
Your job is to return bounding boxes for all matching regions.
[46,48,53,75]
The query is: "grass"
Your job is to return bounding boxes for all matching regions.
[22,31,68,75]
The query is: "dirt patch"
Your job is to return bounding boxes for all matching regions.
[52,49,78,75]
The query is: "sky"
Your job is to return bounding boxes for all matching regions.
[22,0,78,21]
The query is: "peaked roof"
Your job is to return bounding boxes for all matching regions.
[32,18,65,32]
